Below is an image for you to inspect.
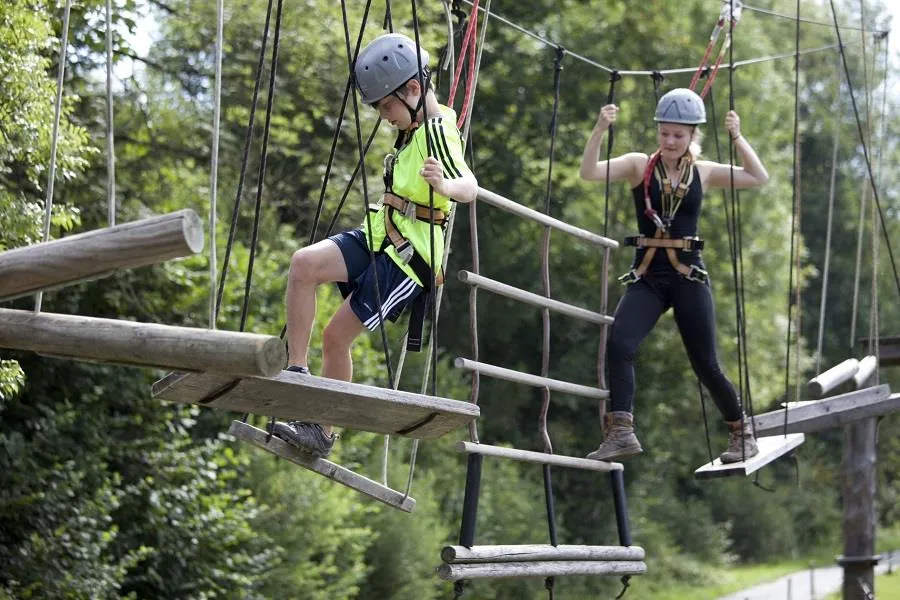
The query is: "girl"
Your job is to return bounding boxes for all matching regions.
[579,88,767,463]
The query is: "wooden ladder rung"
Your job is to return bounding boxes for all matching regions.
[436,560,647,581]
[441,544,645,564]
[229,421,416,513]
[455,441,622,472]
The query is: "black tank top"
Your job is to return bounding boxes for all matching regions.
[629,164,704,269]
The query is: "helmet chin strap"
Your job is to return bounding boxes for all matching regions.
[393,70,432,129]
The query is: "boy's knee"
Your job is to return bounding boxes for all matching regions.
[290,249,319,285]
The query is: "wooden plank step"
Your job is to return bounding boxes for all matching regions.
[694,433,805,480]
[436,560,646,581]
[754,385,894,436]
[0,209,203,301]
[455,441,622,472]
[0,308,286,378]
[441,544,645,564]
[229,421,415,512]
[153,370,479,440]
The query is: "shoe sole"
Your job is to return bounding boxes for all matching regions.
[587,447,644,462]
[719,450,760,464]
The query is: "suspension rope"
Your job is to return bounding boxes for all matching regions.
[35,0,73,314]
[208,0,224,329]
[216,0,274,322]
[742,3,887,35]
[829,0,900,303]
[105,0,116,226]
[460,0,860,77]
[447,0,479,128]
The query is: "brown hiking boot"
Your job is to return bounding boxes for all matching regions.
[719,416,760,464]
[586,411,643,461]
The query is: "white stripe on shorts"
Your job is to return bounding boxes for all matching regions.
[363,277,419,329]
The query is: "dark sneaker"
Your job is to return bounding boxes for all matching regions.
[286,365,309,374]
[271,421,335,457]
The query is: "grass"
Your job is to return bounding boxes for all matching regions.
[824,571,900,600]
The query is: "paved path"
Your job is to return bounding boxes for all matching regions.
[719,553,897,600]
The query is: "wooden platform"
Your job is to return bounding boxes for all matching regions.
[694,433,805,480]
[229,421,415,512]
[153,370,479,440]
[754,385,894,437]
[455,441,623,472]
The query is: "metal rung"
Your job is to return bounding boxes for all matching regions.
[477,188,618,249]
[454,357,607,399]
[455,441,622,472]
[458,271,613,325]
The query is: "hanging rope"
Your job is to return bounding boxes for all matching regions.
[215,0,274,323]
[35,0,73,314]
[446,0,479,128]
[105,0,116,226]
[782,0,802,429]
[208,0,225,329]
[815,60,842,374]
[596,71,618,434]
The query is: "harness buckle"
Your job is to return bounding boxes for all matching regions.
[618,270,641,285]
[396,241,415,265]
[402,199,418,222]
[685,264,709,283]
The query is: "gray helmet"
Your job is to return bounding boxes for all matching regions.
[355,33,430,105]
[654,88,706,125]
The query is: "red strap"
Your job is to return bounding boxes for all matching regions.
[447,0,479,127]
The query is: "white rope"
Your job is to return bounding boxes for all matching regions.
[106,0,116,226]
[35,0,74,313]
[815,68,841,374]
[209,0,224,329]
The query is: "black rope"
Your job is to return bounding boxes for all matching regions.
[409,0,438,397]
[240,0,284,333]
[545,575,555,599]
[339,0,395,387]
[602,71,620,237]
[782,0,801,435]
[383,0,393,32]
[323,120,382,238]
[615,575,631,599]
[215,0,274,323]
[452,580,465,599]
[650,71,664,101]
[543,45,565,217]
[829,0,900,303]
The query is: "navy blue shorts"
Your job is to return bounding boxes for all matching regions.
[329,229,423,330]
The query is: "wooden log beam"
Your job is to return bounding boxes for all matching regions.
[441,544,645,564]
[436,560,646,581]
[841,418,878,600]
[807,358,859,398]
[853,355,878,388]
[455,441,623,472]
[754,385,894,437]
[0,308,285,378]
[229,421,416,512]
[0,209,203,301]
[454,357,607,400]
[476,188,618,249]
[458,270,613,325]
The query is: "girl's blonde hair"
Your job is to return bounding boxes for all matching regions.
[690,128,703,160]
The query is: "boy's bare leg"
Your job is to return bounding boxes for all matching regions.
[320,299,366,436]
[286,239,348,369]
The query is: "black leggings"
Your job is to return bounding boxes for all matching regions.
[606,268,742,421]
